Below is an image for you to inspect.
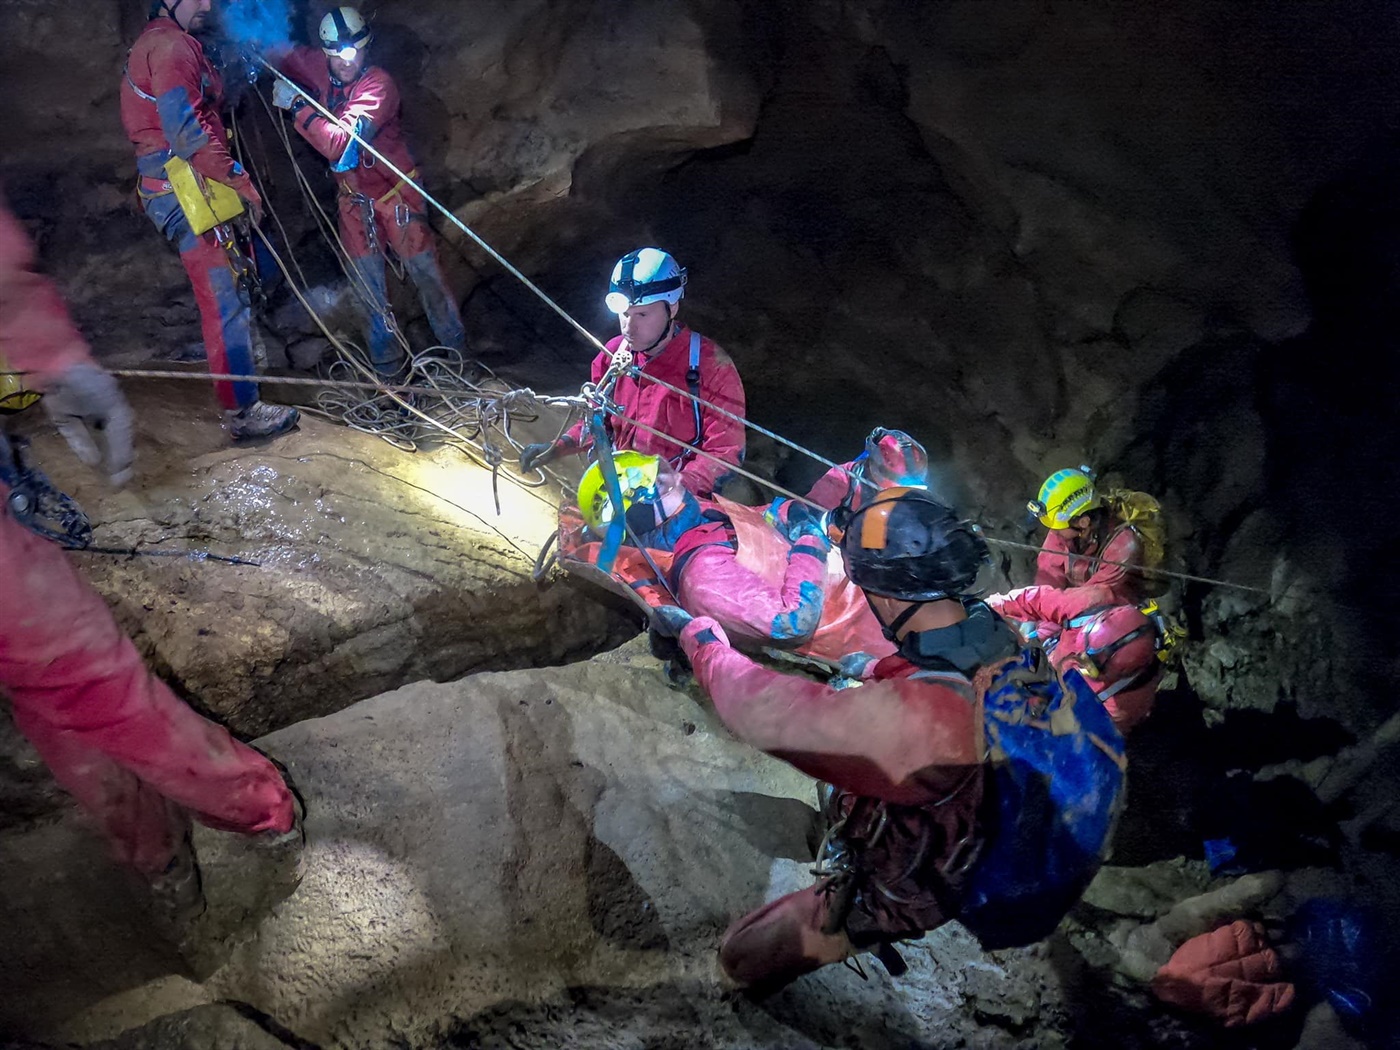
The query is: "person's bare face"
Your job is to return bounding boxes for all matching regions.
[175,0,212,32]
[328,49,369,83]
[619,300,673,351]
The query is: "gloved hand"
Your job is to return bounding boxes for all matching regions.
[519,441,557,473]
[236,179,264,226]
[786,503,832,547]
[837,651,878,680]
[43,363,135,486]
[765,497,831,546]
[679,615,730,660]
[272,79,306,111]
[651,605,694,638]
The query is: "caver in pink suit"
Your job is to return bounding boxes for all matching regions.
[0,193,293,874]
[668,496,893,662]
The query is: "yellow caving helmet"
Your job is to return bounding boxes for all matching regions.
[0,356,40,415]
[1029,466,1100,530]
[577,451,663,535]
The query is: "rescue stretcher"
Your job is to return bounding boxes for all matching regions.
[549,500,894,670]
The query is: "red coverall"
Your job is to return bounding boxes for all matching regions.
[122,17,260,412]
[671,508,828,647]
[560,327,746,496]
[988,585,1158,733]
[0,197,293,874]
[1035,517,1147,604]
[678,616,984,987]
[277,48,465,371]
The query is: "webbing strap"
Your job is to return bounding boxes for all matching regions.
[124,61,158,104]
[685,330,703,460]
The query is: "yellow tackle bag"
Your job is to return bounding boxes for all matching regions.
[0,355,40,414]
[165,156,245,236]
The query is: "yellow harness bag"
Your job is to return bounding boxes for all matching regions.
[164,156,244,236]
[0,355,40,414]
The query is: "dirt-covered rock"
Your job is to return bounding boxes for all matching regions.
[0,640,1231,1050]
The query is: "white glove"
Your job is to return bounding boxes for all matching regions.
[43,363,135,486]
[272,80,305,111]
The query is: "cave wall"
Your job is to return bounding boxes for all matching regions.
[3,0,1399,729]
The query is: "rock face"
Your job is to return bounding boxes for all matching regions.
[4,640,1237,1050]
[0,378,636,832]
[11,379,633,739]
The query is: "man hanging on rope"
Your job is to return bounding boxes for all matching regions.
[269,7,467,378]
[651,488,1125,990]
[518,248,747,498]
[1028,466,1165,604]
[122,0,300,442]
[0,189,299,924]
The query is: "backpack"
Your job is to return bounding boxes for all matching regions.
[954,646,1127,950]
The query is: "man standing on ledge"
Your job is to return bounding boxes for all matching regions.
[122,0,300,441]
[271,7,468,378]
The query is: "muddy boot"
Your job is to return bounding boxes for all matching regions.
[719,885,855,994]
[225,401,300,442]
[175,759,307,979]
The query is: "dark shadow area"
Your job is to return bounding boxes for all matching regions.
[1046,926,1308,1050]
[585,836,670,951]
[1113,687,1347,869]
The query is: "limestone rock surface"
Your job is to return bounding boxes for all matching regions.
[2,638,1217,1050]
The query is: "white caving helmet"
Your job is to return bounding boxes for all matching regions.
[605,248,687,315]
[320,7,373,59]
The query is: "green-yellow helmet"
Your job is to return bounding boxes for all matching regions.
[1029,466,1100,530]
[577,451,663,535]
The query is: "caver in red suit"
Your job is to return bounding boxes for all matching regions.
[1034,514,1148,604]
[274,26,466,375]
[987,585,1160,733]
[605,461,889,661]
[557,327,746,497]
[674,607,1015,989]
[0,193,293,876]
[672,498,834,655]
[662,488,1026,990]
[121,8,265,416]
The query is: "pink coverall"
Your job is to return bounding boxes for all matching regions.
[1035,517,1147,604]
[987,585,1159,733]
[679,616,985,988]
[558,327,746,497]
[669,498,893,660]
[805,458,863,512]
[0,196,293,874]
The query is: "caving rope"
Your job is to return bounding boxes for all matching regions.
[10,59,1273,596]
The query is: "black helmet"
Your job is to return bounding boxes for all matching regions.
[840,487,988,601]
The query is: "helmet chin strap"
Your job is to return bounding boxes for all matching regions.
[159,0,190,27]
[629,303,677,357]
[865,595,926,643]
